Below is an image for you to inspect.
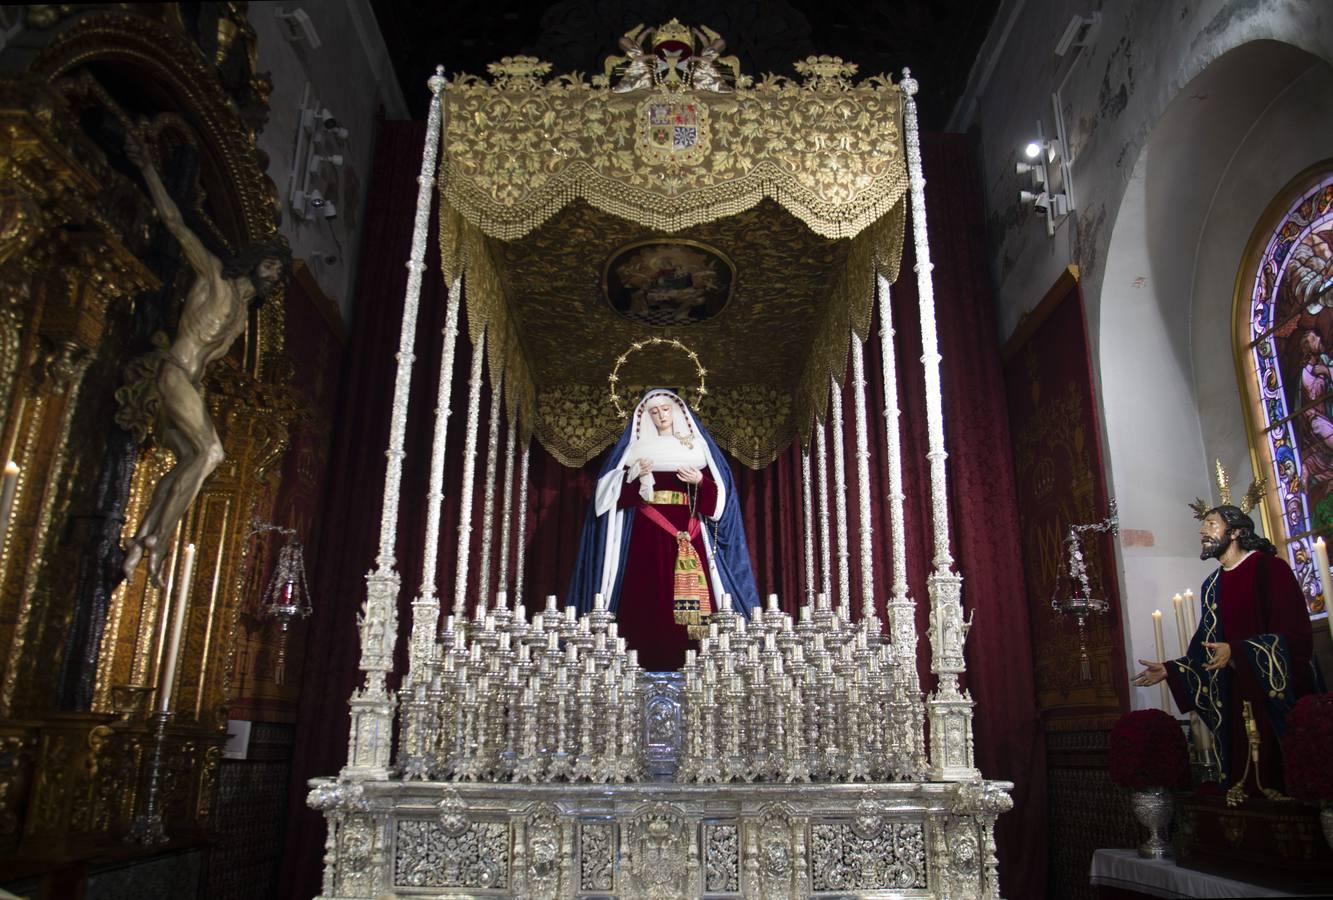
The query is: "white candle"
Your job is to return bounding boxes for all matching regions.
[0,460,18,552]
[1315,538,1333,638]
[157,543,196,714]
[545,594,557,611]
[1183,588,1196,636]
[627,649,637,668]
[593,591,606,611]
[720,592,732,611]
[1152,609,1169,711]
[565,605,577,623]
[1172,593,1188,656]
[767,593,779,612]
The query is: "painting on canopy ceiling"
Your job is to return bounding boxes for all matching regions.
[1244,172,1333,616]
[603,239,735,327]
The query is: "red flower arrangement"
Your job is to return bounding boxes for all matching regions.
[1109,709,1189,790]
[1283,693,1333,802]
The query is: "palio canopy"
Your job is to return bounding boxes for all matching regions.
[437,22,908,467]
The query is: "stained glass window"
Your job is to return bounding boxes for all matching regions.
[1242,172,1333,617]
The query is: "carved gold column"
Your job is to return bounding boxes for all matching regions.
[97,364,297,726]
[0,228,156,718]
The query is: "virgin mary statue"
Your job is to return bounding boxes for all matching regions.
[568,389,760,669]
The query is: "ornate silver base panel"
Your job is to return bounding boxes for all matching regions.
[308,778,1012,899]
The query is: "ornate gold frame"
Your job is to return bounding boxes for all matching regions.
[601,237,738,326]
[0,4,299,872]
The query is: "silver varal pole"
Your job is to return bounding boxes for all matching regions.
[342,66,445,779]
[496,417,518,594]
[830,374,850,616]
[901,68,977,780]
[453,327,488,621]
[513,435,531,608]
[850,337,876,624]
[476,372,504,608]
[815,417,833,603]
[398,273,461,779]
[877,272,926,774]
[800,446,816,606]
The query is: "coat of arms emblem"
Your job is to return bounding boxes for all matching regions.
[637,98,710,166]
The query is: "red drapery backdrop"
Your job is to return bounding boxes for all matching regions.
[278,123,1047,899]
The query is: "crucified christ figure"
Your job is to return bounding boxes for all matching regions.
[116,129,290,585]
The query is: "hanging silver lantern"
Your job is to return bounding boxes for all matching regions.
[250,521,313,684]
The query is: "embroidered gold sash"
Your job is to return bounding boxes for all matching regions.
[638,504,711,638]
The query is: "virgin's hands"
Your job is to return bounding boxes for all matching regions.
[1202,641,1232,672]
[1132,659,1167,686]
[678,466,703,484]
[635,458,653,478]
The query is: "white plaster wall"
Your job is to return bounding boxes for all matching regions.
[1098,49,1333,709]
[955,0,1333,343]
[249,0,408,323]
[957,1,1333,710]
[1099,152,1207,709]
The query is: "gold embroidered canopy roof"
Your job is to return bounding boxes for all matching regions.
[437,24,908,468]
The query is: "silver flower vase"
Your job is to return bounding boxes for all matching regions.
[1130,787,1174,859]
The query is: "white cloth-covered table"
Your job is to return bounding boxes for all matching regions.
[1090,849,1317,898]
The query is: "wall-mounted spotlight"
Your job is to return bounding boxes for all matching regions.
[1017,119,1074,237]
[274,7,322,50]
[287,83,351,223]
[304,190,337,220]
[1016,160,1047,185]
[1021,190,1070,218]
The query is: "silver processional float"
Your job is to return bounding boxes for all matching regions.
[309,20,1013,899]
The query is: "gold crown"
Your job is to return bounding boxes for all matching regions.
[1188,459,1267,519]
[653,18,693,49]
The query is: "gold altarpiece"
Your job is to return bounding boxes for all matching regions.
[0,4,304,877]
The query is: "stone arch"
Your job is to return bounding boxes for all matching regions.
[1096,39,1333,704]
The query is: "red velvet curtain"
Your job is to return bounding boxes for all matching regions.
[279,124,1046,899]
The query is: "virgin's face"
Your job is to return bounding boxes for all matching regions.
[647,400,675,434]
